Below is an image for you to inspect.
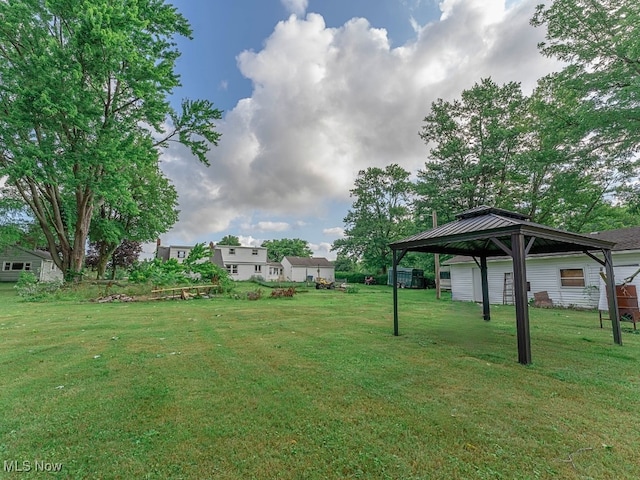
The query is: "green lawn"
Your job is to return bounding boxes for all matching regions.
[0,282,638,479]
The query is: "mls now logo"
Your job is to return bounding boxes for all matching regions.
[4,460,63,472]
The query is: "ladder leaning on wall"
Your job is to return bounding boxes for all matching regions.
[503,272,514,305]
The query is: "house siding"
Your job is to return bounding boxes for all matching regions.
[0,247,63,282]
[449,251,640,309]
[218,246,268,281]
[281,257,335,282]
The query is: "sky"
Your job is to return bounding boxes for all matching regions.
[147,0,562,260]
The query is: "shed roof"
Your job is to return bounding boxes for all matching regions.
[283,256,334,267]
[587,226,640,251]
[390,206,616,256]
[2,246,56,261]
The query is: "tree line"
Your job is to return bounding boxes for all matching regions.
[333,0,640,274]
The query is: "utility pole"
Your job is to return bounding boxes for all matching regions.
[433,210,440,299]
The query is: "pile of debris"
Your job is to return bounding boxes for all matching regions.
[95,293,136,303]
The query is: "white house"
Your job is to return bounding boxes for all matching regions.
[445,226,640,309]
[216,245,271,281]
[281,256,334,283]
[1,246,63,282]
[156,241,280,282]
[155,244,194,263]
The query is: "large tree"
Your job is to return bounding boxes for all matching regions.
[0,0,221,280]
[88,157,179,278]
[415,78,529,224]
[332,164,413,274]
[261,238,312,263]
[531,0,640,210]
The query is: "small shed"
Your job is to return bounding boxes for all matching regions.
[389,206,622,365]
[1,246,63,282]
[281,256,335,283]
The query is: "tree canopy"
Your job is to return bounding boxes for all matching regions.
[0,0,221,280]
[218,235,241,246]
[332,164,413,274]
[261,238,312,263]
[531,0,640,223]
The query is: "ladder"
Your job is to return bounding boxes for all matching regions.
[503,272,514,305]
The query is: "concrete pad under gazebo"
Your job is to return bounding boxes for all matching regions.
[389,206,623,365]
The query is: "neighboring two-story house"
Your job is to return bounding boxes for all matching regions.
[155,241,286,281]
[215,245,270,281]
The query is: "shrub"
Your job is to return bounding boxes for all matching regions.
[247,289,263,301]
[14,272,62,301]
[345,285,359,294]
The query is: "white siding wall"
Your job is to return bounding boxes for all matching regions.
[218,246,268,281]
[283,264,335,282]
[217,246,268,264]
[449,251,640,308]
[38,260,63,282]
[168,246,193,263]
[450,264,475,302]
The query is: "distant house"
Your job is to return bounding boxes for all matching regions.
[215,245,270,281]
[155,241,276,281]
[445,226,640,309]
[267,262,285,282]
[155,243,194,263]
[1,246,63,282]
[281,256,334,283]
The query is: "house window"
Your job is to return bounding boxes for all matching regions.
[3,261,32,271]
[177,250,186,258]
[255,265,262,273]
[229,248,236,255]
[226,264,238,274]
[252,249,258,256]
[560,268,585,287]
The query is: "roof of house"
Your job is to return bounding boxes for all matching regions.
[283,256,334,267]
[587,226,640,251]
[2,246,56,261]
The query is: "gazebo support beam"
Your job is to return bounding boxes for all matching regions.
[512,233,532,365]
[392,249,407,336]
[481,256,490,321]
[603,249,623,345]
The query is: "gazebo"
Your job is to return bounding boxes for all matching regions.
[389,206,623,365]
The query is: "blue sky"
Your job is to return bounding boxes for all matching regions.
[147,0,561,260]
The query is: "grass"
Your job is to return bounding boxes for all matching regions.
[0,281,639,479]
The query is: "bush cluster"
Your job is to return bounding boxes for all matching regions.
[14,272,63,301]
[335,272,388,285]
[128,244,232,292]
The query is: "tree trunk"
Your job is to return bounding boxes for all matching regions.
[96,242,118,279]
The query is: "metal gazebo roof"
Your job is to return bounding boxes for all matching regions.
[389,206,623,365]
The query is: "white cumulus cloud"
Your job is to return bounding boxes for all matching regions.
[280,0,308,16]
[161,0,561,244]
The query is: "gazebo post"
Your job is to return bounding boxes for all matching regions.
[480,256,490,321]
[603,249,623,345]
[511,233,532,365]
[393,249,399,336]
